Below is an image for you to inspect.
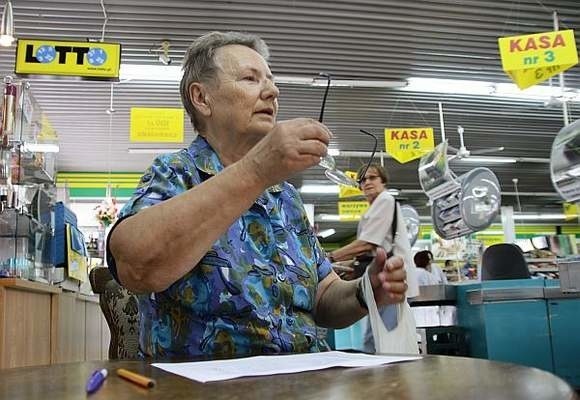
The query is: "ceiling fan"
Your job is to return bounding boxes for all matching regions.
[447,125,505,161]
[437,102,505,161]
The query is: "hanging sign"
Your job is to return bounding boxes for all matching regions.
[498,30,578,89]
[339,171,363,198]
[338,201,369,221]
[563,202,579,222]
[385,127,434,163]
[15,39,121,80]
[130,108,184,143]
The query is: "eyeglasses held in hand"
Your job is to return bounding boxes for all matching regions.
[317,73,378,188]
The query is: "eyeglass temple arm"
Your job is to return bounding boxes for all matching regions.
[318,73,331,123]
[357,129,379,185]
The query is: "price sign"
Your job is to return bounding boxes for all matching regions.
[130,108,184,143]
[338,201,369,221]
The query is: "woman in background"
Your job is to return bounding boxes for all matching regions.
[414,250,448,285]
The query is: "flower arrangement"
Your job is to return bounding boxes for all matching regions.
[94,198,118,227]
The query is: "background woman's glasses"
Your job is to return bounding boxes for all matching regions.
[317,73,378,188]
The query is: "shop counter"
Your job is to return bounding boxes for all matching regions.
[333,284,459,351]
[456,279,580,387]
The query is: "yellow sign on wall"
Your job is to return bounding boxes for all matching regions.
[130,108,185,143]
[338,201,369,221]
[339,171,363,198]
[498,30,578,89]
[15,39,121,80]
[385,127,434,163]
[66,225,88,283]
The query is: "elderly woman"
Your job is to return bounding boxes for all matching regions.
[107,31,407,359]
[328,163,418,353]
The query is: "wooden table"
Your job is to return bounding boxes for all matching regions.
[0,355,576,400]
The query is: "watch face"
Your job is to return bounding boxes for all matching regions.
[400,204,420,246]
[551,119,580,202]
[460,167,501,231]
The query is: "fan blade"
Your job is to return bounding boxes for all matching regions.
[470,146,504,155]
[447,145,460,154]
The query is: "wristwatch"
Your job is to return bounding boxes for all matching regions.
[355,279,368,310]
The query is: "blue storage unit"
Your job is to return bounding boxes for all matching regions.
[548,298,580,387]
[457,278,580,388]
[457,280,553,372]
[545,279,580,388]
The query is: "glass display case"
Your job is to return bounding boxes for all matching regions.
[0,76,57,282]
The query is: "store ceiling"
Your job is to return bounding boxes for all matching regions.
[0,0,579,242]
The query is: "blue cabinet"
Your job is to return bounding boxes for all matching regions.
[548,299,580,387]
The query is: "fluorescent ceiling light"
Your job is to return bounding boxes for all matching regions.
[456,156,517,164]
[405,78,493,96]
[300,184,339,194]
[404,77,579,102]
[317,213,431,222]
[317,228,336,238]
[128,148,181,154]
[316,214,342,222]
[118,65,579,103]
[120,64,183,81]
[119,64,406,88]
[22,143,59,153]
[300,184,399,195]
[513,213,567,221]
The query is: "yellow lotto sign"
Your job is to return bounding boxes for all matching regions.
[385,127,434,164]
[15,39,121,80]
[130,108,185,143]
[338,201,369,221]
[498,30,578,89]
[339,171,363,198]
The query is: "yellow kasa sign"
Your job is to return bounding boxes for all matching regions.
[130,108,185,143]
[15,39,121,79]
[498,30,578,89]
[385,127,434,164]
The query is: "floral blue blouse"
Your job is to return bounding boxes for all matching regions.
[107,135,332,359]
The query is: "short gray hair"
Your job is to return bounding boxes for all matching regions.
[180,31,270,133]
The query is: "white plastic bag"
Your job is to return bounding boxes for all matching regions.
[361,270,419,354]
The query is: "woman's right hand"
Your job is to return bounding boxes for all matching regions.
[241,118,333,188]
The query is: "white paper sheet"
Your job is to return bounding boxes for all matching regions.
[152,351,421,383]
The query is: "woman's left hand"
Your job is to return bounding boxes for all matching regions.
[367,247,407,306]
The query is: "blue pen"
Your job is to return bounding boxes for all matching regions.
[86,368,108,394]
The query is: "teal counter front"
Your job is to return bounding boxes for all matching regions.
[457,279,580,387]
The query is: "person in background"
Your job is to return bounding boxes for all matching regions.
[426,251,448,284]
[414,250,447,285]
[327,163,418,353]
[106,31,408,359]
